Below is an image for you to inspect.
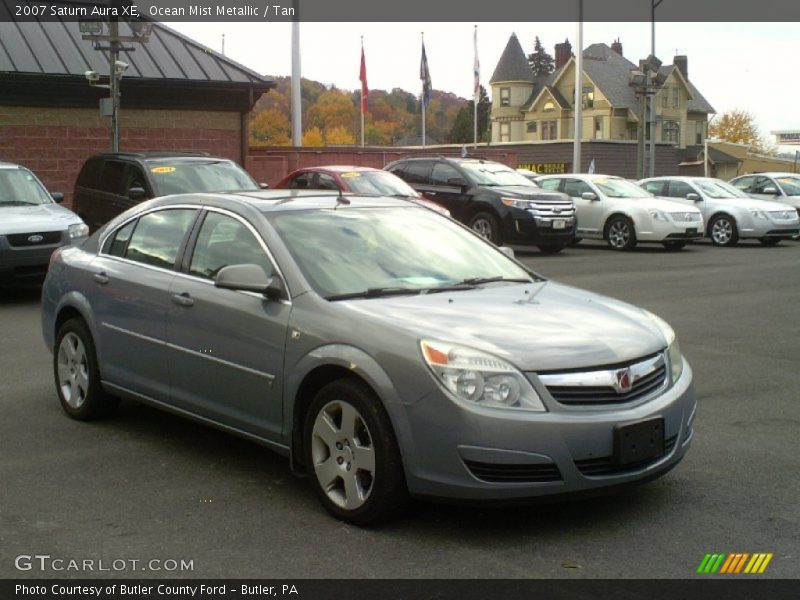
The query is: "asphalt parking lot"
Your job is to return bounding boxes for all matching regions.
[1,239,798,579]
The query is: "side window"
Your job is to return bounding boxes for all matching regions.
[103,220,136,257]
[563,179,592,197]
[76,158,103,188]
[189,212,272,280]
[538,178,562,191]
[641,181,665,195]
[122,165,149,197]
[286,173,313,189]
[97,160,126,195]
[732,176,753,191]
[430,163,463,187]
[316,173,340,191]
[403,161,432,185]
[751,177,774,193]
[124,209,197,270]
[667,181,694,198]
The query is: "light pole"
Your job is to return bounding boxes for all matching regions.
[629,55,666,179]
[650,0,664,176]
[79,18,151,152]
[572,0,583,173]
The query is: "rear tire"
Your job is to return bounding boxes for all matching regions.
[662,241,687,251]
[758,238,781,246]
[54,318,119,420]
[605,216,637,251]
[303,378,408,526]
[468,212,501,244]
[708,214,739,247]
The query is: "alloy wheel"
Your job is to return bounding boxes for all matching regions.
[711,218,733,245]
[608,220,631,249]
[57,332,89,409]
[471,218,493,240]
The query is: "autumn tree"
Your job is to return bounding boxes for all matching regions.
[325,125,355,145]
[305,89,358,135]
[302,126,324,147]
[528,37,555,77]
[249,107,291,146]
[709,109,775,155]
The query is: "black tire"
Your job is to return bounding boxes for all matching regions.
[758,238,781,246]
[303,378,408,526]
[53,318,119,420]
[468,211,501,244]
[708,214,739,247]
[604,216,637,251]
[538,243,567,254]
[662,241,687,251]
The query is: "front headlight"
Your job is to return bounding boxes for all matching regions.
[68,223,89,239]
[501,197,534,209]
[648,209,668,221]
[420,340,546,411]
[749,209,767,220]
[644,311,684,384]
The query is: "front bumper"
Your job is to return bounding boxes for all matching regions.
[504,212,577,245]
[390,361,695,501]
[634,217,704,243]
[0,231,85,280]
[739,217,800,239]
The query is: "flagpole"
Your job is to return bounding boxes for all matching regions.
[360,36,365,148]
[421,32,426,148]
[473,25,478,149]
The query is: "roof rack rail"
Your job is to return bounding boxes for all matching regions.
[103,151,212,159]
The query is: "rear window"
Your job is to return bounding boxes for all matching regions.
[75,157,104,188]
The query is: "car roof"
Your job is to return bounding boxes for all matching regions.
[87,152,228,164]
[295,165,382,174]
[641,176,720,182]
[537,173,622,180]
[0,161,24,169]
[735,172,799,177]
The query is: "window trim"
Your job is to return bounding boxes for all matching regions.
[500,87,511,107]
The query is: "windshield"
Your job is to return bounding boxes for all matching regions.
[776,177,800,195]
[342,171,420,197]
[269,207,534,298]
[594,178,652,198]
[695,179,750,199]
[460,162,536,187]
[0,168,53,206]
[148,161,259,196]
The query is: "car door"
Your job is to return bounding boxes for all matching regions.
[88,207,199,400]
[94,159,132,226]
[425,162,470,217]
[166,209,291,441]
[748,176,778,201]
[563,178,603,235]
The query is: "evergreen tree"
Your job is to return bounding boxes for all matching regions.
[528,36,555,77]
[448,86,491,143]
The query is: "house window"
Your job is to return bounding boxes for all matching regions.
[526,121,537,133]
[672,87,679,108]
[582,87,594,109]
[500,122,510,142]
[594,117,603,139]
[662,120,680,143]
[541,120,557,140]
[695,121,704,145]
[500,87,511,107]
[542,101,555,112]
[662,87,669,108]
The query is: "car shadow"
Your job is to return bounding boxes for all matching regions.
[0,282,43,305]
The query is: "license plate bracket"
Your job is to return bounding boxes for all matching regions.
[553,219,566,229]
[613,418,665,466]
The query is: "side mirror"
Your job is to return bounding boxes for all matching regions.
[128,187,148,201]
[447,177,469,192]
[498,246,515,259]
[581,191,598,201]
[686,192,701,201]
[51,192,64,203]
[215,263,283,300]
[259,182,270,189]
[762,186,779,195]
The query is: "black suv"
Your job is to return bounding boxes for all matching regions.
[385,157,576,252]
[73,152,262,231]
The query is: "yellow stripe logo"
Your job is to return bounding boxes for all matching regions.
[697,552,773,574]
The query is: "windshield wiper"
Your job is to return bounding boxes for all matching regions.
[460,276,537,285]
[325,286,422,301]
[0,200,40,206]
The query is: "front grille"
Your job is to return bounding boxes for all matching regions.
[6,231,62,247]
[464,460,562,483]
[669,212,701,222]
[528,200,576,219]
[540,355,668,406]
[574,434,677,476]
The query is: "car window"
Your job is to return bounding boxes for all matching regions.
[695,180,748,199]
[751,177,774,193]
[189,212,272,280]
[147,161,258,196]
[122,165,149,197]
[124,209,197,270]
[316,173,340,191]
[731,176,753,191]
[667,181,694,198]
[775,177,800,195]
[0,168,52,205]
[459,162,533,186]
[98,160,126,195]
[343,171,420,197]
[537,178,562,191]
[593,178,651,198]
[402,161,432,185]
[641,181,665,195]
[563,179,593,197]
[286,173,313,189]
[76,157,103,188]
[430,163,464,186]
[103,220,136,257]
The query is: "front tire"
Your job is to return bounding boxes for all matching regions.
[304,379,408,526]
[605,216,637,251]
[54,318,119,420]
[468,211,501,244]
[709,214,739,246]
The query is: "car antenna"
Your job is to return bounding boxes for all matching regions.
[335,186,350,209]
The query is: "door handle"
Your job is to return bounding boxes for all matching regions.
[171,292,194,307]
[92,272,109,285]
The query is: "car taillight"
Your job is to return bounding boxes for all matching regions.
[49,247,63,268]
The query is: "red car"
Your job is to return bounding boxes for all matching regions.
[274,165,449,215]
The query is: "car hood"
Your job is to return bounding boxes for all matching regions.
[627,197,702,213]
[338,281,667,372]
[711,197,799,212]
[0,203,83,234]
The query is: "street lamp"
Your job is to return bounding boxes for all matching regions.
[79,18,151,152]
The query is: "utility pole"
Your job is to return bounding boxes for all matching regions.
[572,0,583,173]
[108,18,120,152]
[291,20,302,146]
[649,0,664,176]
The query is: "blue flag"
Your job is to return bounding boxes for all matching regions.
[420,41,432,108]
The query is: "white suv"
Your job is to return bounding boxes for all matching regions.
[536,174,704,251]
[640,176,800,246]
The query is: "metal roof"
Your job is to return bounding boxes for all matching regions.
[489,33,534,84]
[0,19,271,85]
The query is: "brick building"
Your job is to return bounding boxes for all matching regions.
[0,19,273,206]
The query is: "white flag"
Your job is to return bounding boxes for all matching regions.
[588,158,596,174]
[473,27,480,102]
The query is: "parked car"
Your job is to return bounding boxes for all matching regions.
[72,152,262,232]
[274,165,449,215]
[42,190,695,525]
[385,157,576,253]
[639,176,800,246]
[536,174,704,251]
[0,161,88,282]
[729,172,800,217]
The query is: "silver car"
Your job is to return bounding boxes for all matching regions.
[639,176,800,246]
[0,162,88,282]
[730,172,800,215]
[41,191,696,524]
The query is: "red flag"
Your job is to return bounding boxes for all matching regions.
[359,43,368,113]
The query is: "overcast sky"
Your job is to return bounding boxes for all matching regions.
[173,21,799,148]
